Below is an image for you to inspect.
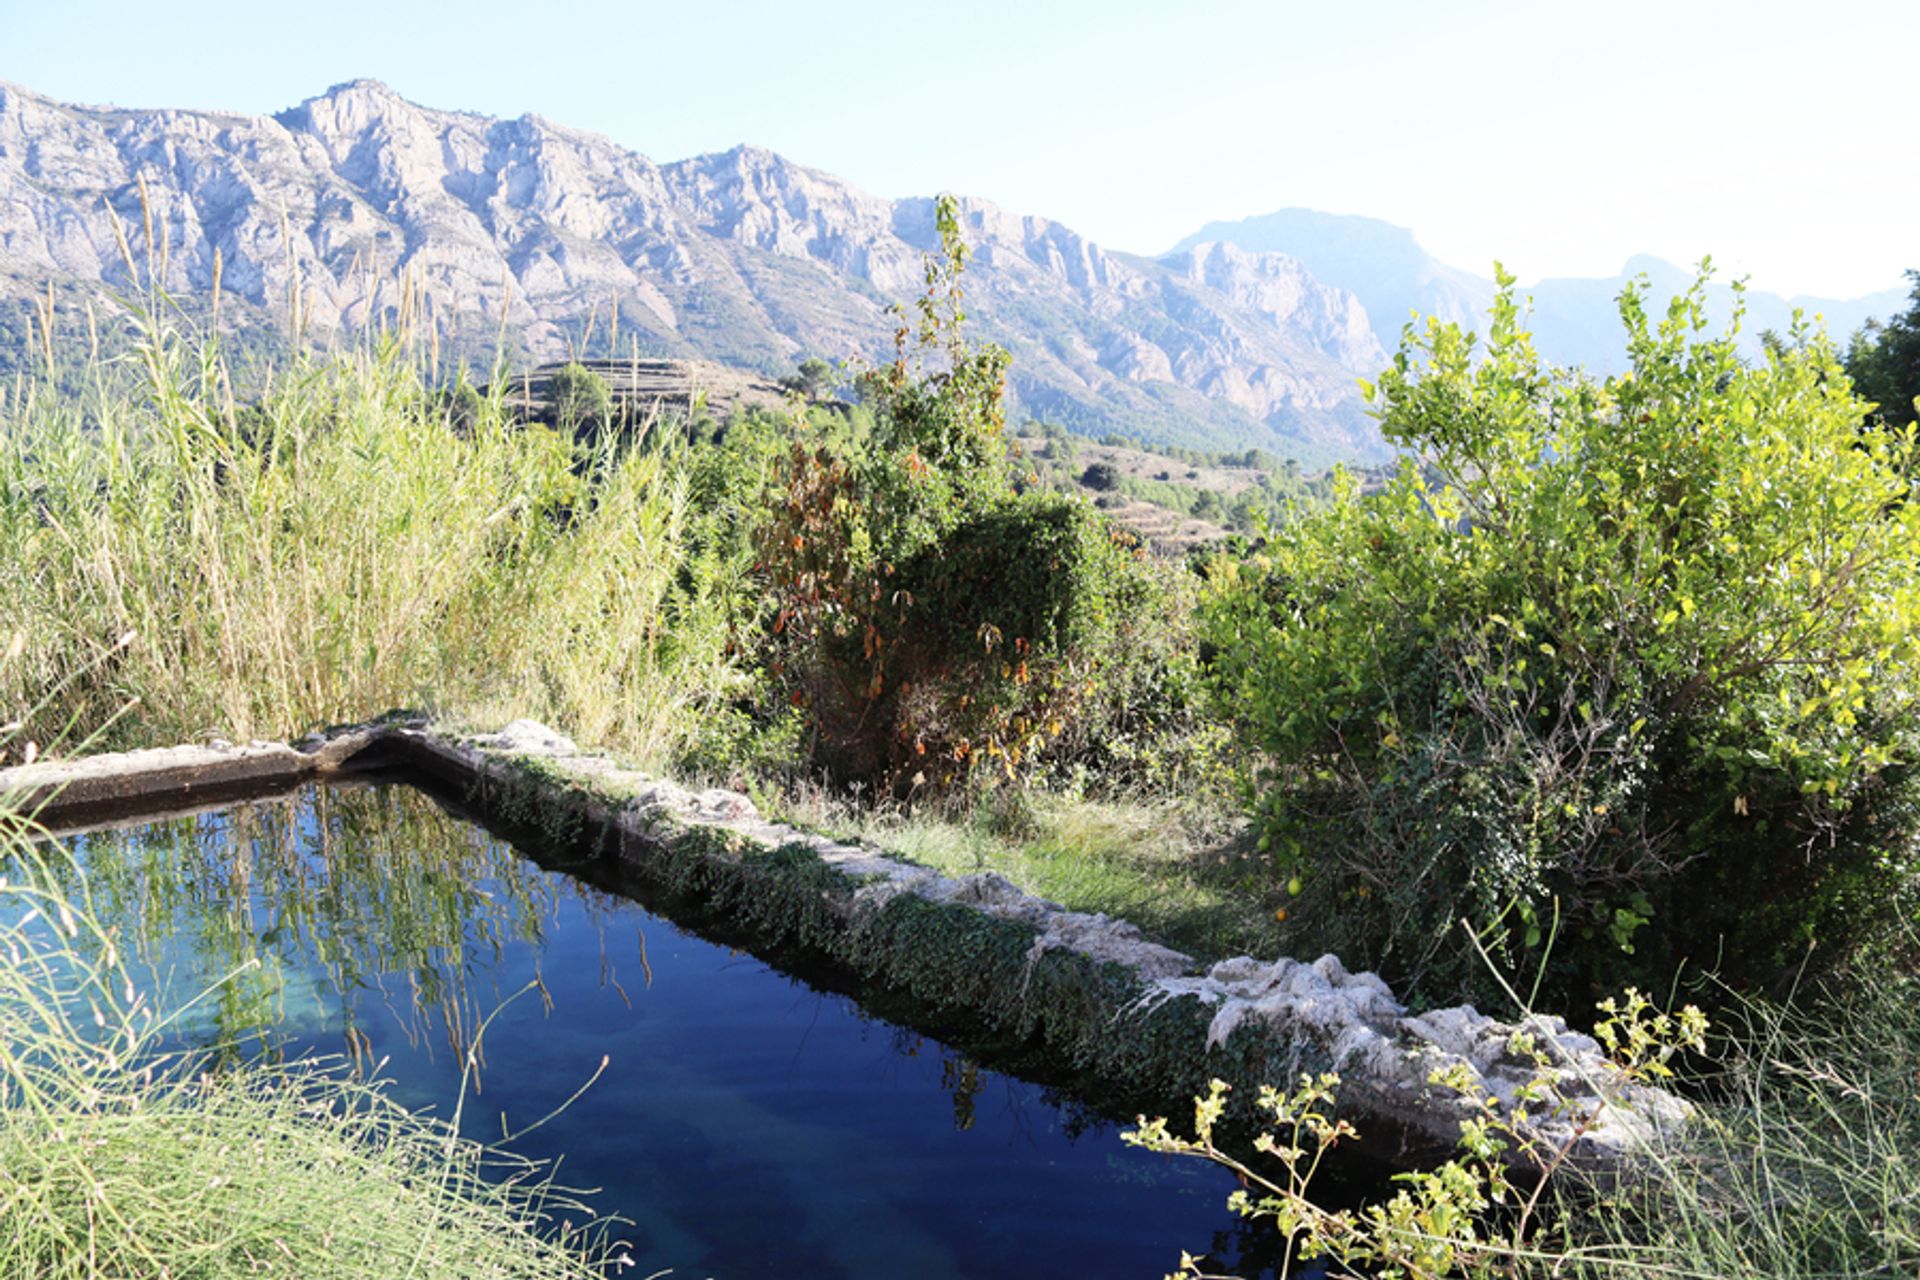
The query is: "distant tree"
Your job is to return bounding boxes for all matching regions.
[781,356,837,401]
[1845,271,1920,429]
[1080,461,1121,491]
[544,362,612,430]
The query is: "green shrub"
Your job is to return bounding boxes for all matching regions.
[1081,461,1122,491]
[758,198,1199,793]
[542,361,612,431]
[1203,269,1920,1005]
[887,495,1187,787]
[442,376,487,432]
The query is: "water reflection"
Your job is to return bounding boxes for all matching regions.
[42,781,1289,1279]
[61,781,602,1079]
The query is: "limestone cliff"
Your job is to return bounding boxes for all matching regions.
[0,79,1388,459]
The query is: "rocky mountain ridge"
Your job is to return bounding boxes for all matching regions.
[0,79,1388,461]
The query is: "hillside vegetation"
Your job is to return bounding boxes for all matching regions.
[1016,427,1373,554]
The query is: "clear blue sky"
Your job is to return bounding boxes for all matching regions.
[4,0,1912,298]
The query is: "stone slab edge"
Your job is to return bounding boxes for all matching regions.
[0,718,1692,1175]
[0,728,386,829]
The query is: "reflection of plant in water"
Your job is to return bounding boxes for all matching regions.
[0,802,624,1276]
[940,1055,982,1132]
[883,1025,1011,1135]
[49,784,624,1081]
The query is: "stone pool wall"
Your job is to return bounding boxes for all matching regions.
[3,717,1691,1174]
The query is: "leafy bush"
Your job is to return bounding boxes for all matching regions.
[1081,461,1122,491]
[442,376,487,432]
[758,198,1196,793]
[888,495,1191,787]
[1203,270,1920,1004]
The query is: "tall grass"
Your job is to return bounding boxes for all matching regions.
[0,808,627,1276]
[1558,967,1920,1278]
[0,311,744,761]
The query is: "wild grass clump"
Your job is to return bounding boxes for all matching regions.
[0,311,745,763]
[1573,967,1920,1278]
[773,782,1275,960]
[0,826,624,1278]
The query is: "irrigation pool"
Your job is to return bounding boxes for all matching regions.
[45,779,1300,1278]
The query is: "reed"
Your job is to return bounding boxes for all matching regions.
[0,303,744,765]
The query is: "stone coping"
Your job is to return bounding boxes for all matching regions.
[0,718,1692,1175]
[0,728,386,830]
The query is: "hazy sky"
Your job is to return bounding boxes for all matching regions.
[5,0,1912,299]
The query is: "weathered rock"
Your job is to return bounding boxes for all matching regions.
[472,719,577,756]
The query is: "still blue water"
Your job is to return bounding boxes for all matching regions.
[54,781,1291,1279]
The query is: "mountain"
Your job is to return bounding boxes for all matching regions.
[1170,209,1493,351]
[1174,210,1906,373]
[0,80,1388,462]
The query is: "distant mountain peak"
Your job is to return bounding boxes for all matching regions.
[318,77,403,99]
[1171,209,1493,351]
[1616,253,1692,284]
[286,77,423,118]
[719,142,781,163]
